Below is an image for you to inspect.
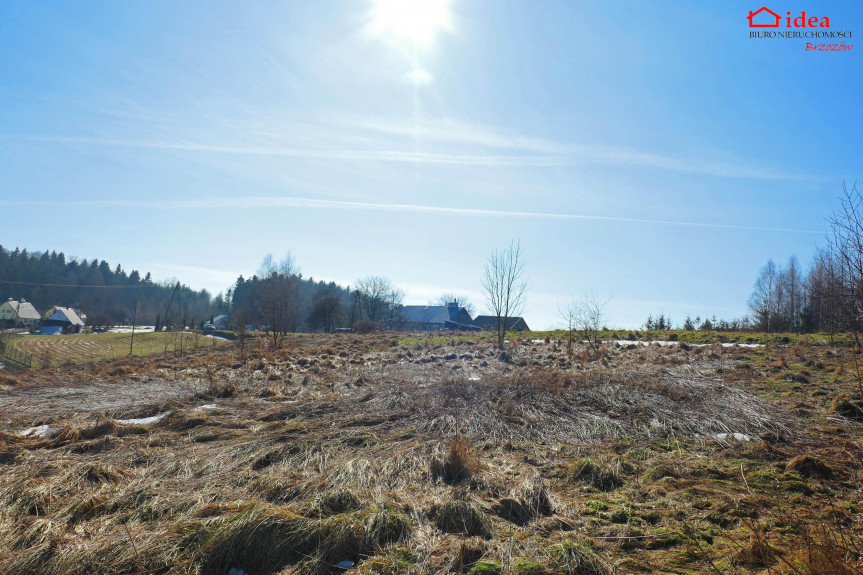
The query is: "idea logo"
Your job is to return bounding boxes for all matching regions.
[748,7,831,28]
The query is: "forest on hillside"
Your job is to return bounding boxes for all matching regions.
[0,247,387,334]
[0,246,223,327]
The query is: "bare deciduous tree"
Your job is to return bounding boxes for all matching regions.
[749,259,778,332]
[828,183,863,334]
[481,240,528,349]
[559,293,609,358]
[354,276,404,325]
[253,253,301,348]
[827,182,863,397]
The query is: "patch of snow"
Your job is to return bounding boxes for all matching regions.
[613,340,678,347]
[714,432,751,442]
[612,340,763,348]
[467,375,481,381]
[108,326,155,333]
[205,334,228,341]
[116,412,168,425]
[194,404,217,411]
[19,424,52,438]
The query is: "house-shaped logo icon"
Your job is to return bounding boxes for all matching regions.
[748,7,782,27]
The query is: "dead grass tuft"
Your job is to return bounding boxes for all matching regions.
[158,411,211,431]
[831,395,863,421]
[82,464,125,483]
[494,475,554,525]
[314,488,361,515]
[732,529,780,569]
[435,500,495,539]
[0,372,21,387]
[203,380,237,399]
[569,458,623,491]
[554,539,611,575]
[786,454,835,479]
[363,507,413,548]
[194,504,314,575]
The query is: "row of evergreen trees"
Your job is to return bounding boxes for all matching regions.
[0,247,398,333]
[0,246,223,327]
[643,313,751,332]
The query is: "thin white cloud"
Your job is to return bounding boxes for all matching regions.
[335,116,813,181]
[0,133,558,167]
[5,195,824,234]
[0,121,815,178]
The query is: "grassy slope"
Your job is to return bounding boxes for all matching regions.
[8,331,226,368]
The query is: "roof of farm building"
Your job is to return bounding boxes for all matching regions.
[4,299,41,320]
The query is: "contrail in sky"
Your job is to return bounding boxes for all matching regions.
[2,195,825,235]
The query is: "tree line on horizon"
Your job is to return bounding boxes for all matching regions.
[0,246,470,337]
[7,184,863,340]
[0,246,222,328]
[748,183,863,339]
[641,184,863,338]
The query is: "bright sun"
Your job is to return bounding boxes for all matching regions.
[370,0,452,47]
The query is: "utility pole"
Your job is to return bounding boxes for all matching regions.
[163,283,179,357]
[129,296,138,356]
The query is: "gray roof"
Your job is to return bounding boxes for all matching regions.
[5,300,41,320]
[48,306,85,326]
[401,305,452,324]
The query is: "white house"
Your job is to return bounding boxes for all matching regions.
[0,298,42,328]
[40,306,86,334]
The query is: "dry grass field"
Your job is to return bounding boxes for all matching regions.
[0,333,861,574]
[6,332,226,368]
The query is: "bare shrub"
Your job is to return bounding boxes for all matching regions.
[559,293,609,359]
[431,435,477,484]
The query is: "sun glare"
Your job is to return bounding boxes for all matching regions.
[371,0,452,46]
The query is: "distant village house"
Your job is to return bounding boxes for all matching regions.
[400,301,478,331]
[0,298,42,328]
[40,306,86,334]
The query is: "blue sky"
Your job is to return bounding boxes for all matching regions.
[1,1,860,329]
